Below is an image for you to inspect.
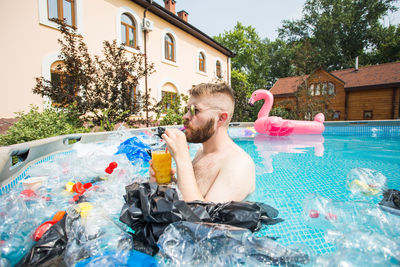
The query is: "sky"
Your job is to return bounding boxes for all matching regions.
[154,0,400,41]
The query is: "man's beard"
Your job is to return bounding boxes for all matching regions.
[185,117,215,143]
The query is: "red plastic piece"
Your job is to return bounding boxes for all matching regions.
[109,162,118,170]
[20,189,37,199]
[309,209,319,218]
[105,167,113,174]
[325,212,338,221]
[83,182,92,189]
[72,182,85,194]
[32,220,57,241]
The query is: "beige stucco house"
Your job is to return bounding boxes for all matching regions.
[0,0,234,118]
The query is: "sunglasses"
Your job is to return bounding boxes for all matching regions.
[185,105,222,116]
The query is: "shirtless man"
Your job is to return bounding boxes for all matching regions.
[150,83,255,203]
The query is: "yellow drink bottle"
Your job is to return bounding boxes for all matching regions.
[152,150,172,184]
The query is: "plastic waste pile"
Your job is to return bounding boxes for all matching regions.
[0,127,305,266]
[0,128,161,266]
[303,167,400,266]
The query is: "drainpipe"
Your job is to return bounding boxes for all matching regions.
[143,0,153,127]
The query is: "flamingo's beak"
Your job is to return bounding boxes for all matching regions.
[248,97,255,106]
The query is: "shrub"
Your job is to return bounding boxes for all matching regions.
[0,106,90,146]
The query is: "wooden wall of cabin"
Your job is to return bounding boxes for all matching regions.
[346,87,399,120]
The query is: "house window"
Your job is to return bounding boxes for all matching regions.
[333,111,341,120]
[47,0,75,27]
[309,84,315,96]
[328,82,336,95]
[321,83,327,95]
[121,13,136,48]
[364,110,373,120]
[216,60,222,78]
[199,52,205,72]
[50,61,76,106]
[162,91,177,110]
[315,83,321,96]
[164,34,175,62]
[130,86,137,110]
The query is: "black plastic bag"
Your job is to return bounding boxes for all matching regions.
[379,189,400,215]
[119,182,284,255]
[16,213,70,267]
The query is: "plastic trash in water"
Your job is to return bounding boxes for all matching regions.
[302,194,359,230]
[324,229,400,263]
[115,136,151,164]
[157,221,310,267]
[346,168,387,197]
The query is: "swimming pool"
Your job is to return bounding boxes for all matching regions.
[1,122,400,265]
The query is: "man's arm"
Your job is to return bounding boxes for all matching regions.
[205,154,255,203]
[162,129,206,202]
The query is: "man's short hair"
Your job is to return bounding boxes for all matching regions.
[189,83,235,124]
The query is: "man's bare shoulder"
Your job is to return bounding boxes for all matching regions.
[226,143,255,167]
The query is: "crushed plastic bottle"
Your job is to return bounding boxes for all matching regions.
[157,221,310,267]
[346,168,387,198]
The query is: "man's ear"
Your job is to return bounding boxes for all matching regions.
[218,112,228,125]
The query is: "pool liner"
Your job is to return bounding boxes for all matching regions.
[119,182,284,256]
[157,221,310,266]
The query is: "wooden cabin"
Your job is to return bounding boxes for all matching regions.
[270,62,400,120]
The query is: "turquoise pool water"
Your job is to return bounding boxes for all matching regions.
[233,133,400,256]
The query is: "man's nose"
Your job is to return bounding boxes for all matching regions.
[183,111,191,120]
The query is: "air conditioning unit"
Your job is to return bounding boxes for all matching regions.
[142,18,154,32]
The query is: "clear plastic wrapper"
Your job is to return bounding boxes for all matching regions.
[157,221,310,266]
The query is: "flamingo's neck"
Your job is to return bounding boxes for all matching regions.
[258,94,273,119]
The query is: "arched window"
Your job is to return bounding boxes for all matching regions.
[50,61,76,107]
[50,61,65,89]
[48,0,76,27]
[216,60,222,78]
[121,13,136,48]
[161,83,178,110]
[199,52,205,72]
[164,34,175,62]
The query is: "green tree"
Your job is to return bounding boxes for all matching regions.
[214,23,272,89]
[363,24,400,64]
[278,0,399,71]
[33,22,155,131]
[230,70,256,122]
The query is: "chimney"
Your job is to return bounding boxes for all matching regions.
[355,56,359,71]
[164,0,176,14]
[177,10,188,22]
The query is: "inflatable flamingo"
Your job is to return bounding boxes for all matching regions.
[248,89,325,136]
